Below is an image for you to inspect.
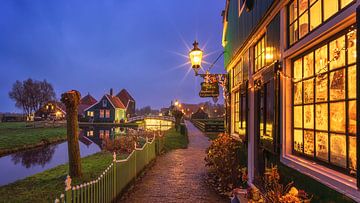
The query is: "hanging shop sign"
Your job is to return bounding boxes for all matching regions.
[199,82,219,98]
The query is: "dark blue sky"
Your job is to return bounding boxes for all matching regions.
[0,0,225,112]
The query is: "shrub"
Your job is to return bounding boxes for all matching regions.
[205,133,247,193]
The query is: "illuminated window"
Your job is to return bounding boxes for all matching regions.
[292,28,357,173]
[288,0,354,45]
[105,110,110,118]
[87,111,94,117]
[232,61,242,87]
[99,109,105,118]
[254,36,266,72]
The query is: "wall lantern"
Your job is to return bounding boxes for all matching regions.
[189,41,203,75]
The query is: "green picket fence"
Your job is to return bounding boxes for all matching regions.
[54,136,164,203]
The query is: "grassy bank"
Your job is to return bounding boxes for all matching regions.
[0,152,113,203]
[163,127,189,152]
[0,122,66,155]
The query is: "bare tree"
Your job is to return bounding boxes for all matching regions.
[9,78,56,117]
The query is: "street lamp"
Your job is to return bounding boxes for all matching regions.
[189,41,203,75]
[174,100,179,107]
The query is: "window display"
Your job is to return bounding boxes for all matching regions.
[304,131,314,156]
[292,28,357,173]
[294,82,302,104]
[294,129,303,152]
[330,69,345,100]
[316,132,328,161]
[330,133,346,167]
[330,102,345,133]
[304,105,314,129]
[316,103,328,131]
[316,74,327,102]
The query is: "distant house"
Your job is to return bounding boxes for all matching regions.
[116,89,136,118]
[84,89,127,123]
[79,93,97,118]
[35,101,66,120]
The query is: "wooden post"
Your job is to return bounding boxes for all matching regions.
[65,175,72,203]
[61,90,82,178]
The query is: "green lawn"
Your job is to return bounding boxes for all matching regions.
[163,127,189,152]
[0,152,113,203]
[0,122,66,155]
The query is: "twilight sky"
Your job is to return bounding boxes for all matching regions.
[0,0,225,112]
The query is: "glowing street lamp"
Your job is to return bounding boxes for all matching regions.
[189,41,203,75]
[174,100,179,107]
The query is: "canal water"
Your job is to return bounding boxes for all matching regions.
[0,124,172,187]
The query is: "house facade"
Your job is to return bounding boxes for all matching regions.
[116,89,136,118]
[84,91,126,123]
[223,0,359,200]
[35,101,66,120]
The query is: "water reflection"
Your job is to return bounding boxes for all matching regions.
[0,124,170,186]
[11,145,56,168]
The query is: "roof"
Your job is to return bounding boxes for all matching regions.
[105,94,126,109]
[80,93,97,106]
[116,89,135,108]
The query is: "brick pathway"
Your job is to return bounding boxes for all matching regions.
[121,121,227,203]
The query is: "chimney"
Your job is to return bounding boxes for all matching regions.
[110,88,113,96]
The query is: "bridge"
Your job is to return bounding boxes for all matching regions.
[127,115,175,123]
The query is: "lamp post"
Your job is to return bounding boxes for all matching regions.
[188,41,230,132]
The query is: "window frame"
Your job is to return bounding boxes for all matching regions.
[287,0,355,47]
[291,27,357,175]
[254,35,266,72]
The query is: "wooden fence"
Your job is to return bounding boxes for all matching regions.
[191,119,225,133]
[54,135,164,203]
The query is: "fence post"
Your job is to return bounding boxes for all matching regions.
[113,152,117,200]
[65,175,72,203]
[134,142,137,180]
[146,137,149,164]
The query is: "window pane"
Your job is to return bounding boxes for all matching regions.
[299,12,309,38]
[289,1,298,23]
[341,0,353,8]
[329,36,346,70]
[294,58,303,80]
[347,30,356,64]
[299,0,308,14]
[315,45,328,73]
[316,103,328,131]
[290,21,299,45]
[330,69,345,100]
[304,130,314,156]
[330,133,346,167]
[349,136,357,172]
[304,79,314,103]
[294,106,303,128]
[324,0,339,20]
[316,132,328,161]
[348,65,356,99]
[349,100,356,134]
[310,1,321,31]
[294,129,303,152]
[304,104,314,129]
[304,52,314,77]
[316,74,328,102]
[330,102,346,132]
[294,82,303,104]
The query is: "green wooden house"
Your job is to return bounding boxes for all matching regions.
[84,90,126,123]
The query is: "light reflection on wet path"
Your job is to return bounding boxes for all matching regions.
[122,121,227,203]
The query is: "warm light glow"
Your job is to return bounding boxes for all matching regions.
[265,47,273,62]
[189,41,203,74]
[179,104,182,108]
[55,111,62,117]
[174,100,179,106]
[201,106,204,110]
